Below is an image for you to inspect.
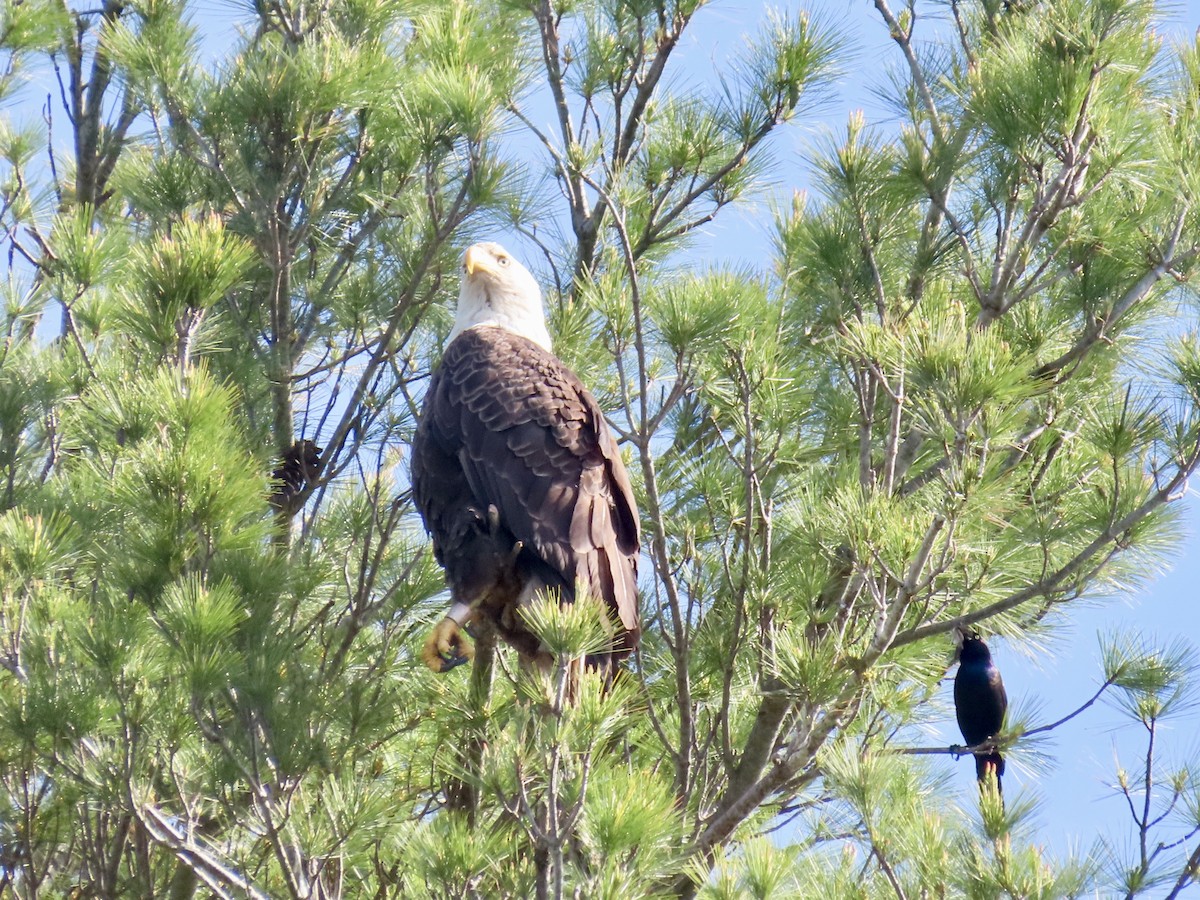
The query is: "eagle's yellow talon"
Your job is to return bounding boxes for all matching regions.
[421,616,475,674]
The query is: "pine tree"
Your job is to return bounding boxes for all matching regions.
[0,0,1199,897]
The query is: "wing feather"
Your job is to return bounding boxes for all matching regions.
[414,326,640,642]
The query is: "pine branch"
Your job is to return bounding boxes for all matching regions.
[135,802,272,900]
[893,429,1200,647]
[1034,209,1196,383]
[873,0,943,142]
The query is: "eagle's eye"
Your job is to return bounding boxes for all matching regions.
[498,256,510,267]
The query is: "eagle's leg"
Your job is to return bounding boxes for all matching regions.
[427,501,530,676]
[423,505,526,675]
[421,602,477,673]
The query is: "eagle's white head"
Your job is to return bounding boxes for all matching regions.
[449,242,552,351]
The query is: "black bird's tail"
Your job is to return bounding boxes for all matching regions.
[975,752,1004,795]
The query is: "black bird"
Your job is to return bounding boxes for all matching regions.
[953,634,1008,794]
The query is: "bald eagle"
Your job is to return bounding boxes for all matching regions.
[412,242,640,675]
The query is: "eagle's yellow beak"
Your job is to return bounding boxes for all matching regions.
[464,245,488,278]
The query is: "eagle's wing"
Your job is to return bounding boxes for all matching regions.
[414,326,639,636]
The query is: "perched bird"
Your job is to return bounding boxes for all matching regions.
[953,633,1008,794]
[411,242,640,676]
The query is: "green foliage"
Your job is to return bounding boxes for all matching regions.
[700,837,802,900]
[521,592,612,658]
[0,0,69,55]
[47,205,128,293]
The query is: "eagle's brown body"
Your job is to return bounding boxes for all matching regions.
[412,324,640,669]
